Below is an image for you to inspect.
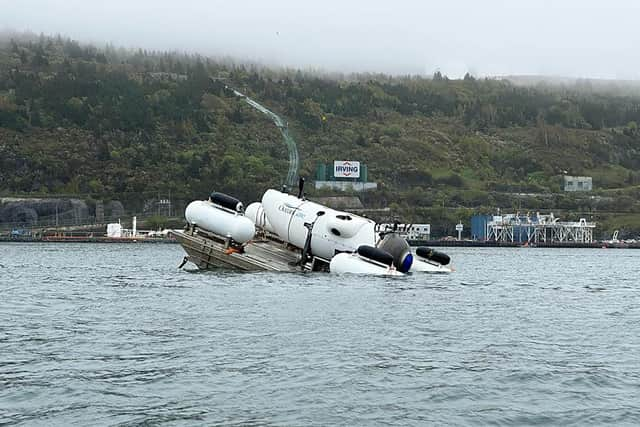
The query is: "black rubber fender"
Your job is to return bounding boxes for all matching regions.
[357,245,394,267]
[210,192,244,212]
[416,247,451,266]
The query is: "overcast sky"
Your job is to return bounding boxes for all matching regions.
[2,0,639,79]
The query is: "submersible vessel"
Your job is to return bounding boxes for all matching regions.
[172,181,452,276]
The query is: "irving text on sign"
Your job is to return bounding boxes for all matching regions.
[334,161,360,178]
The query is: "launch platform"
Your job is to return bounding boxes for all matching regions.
[171,228,326,272]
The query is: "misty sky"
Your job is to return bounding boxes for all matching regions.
[2,0,639,79]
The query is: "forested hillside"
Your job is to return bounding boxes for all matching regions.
[1,34,640,236]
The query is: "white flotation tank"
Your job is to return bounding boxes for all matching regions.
[244,202,274,233]
[185,200,255,244]
[410,258,453,273]
[329,246,405,276]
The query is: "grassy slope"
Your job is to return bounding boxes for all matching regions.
[1,35,640,237]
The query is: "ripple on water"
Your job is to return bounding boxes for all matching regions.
[1,244,640,425]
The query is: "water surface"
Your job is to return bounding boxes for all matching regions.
[1,243,639,425]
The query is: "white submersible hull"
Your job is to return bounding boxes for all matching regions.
[260,189,377,260]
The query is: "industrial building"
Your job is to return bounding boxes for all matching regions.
[563,175,593,192]
[377,223,431,240]
[472,212,595,244]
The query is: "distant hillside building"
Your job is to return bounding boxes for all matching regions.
[563,175,592,192]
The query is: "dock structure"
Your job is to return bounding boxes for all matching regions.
[485,213,595,244]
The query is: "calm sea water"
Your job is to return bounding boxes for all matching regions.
[1,243,639,426]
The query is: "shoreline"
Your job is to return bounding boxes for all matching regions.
[0,236,179,244]
[1,235,638,248]
[408,240,640,249]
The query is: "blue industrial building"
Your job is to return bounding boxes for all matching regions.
[471,215,492,240]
